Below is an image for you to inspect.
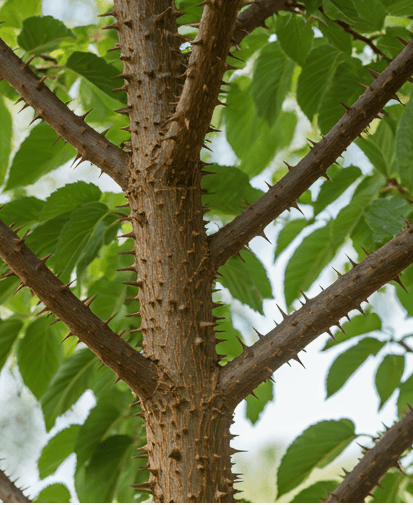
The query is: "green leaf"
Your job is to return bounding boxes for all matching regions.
[275,219,310,258]
[250,42,295,125]
[0,197,44,226]
[0,0,41,28]
[370,470,404,502]
[276,13,314,66]
[66,52,125,102]
[375,354,404,409]
[0,97,12,186]
[77,221,108,280]
[5,122,76,190]
[355,0,386,31]
[291,480,340,503]
[323,312,382,350]
[86,277,126,321]
[40,182,102,221]
[284,222,336,307]
[364,196,410,242]
[276,419,356,497]
[397,372,413,418]
[0,319,23,371]
[218,250,272,314]
[34,484,71,503]
[214,304,243,364]
[301,0,324,16]
[75,435,133,503]
[246,380,273,425]
[317,16,352,54]
[380,0,413,15]
[202,165,264,217]
[396,95,413,192]
[297,43,343,122]
[326,337,385,398]
[52,202,109,282]
[75,394,124,467]
[38,424,80,479]
[314,165,362,215]
[18,16,76,54]
[25,215,71,258]
[41,348,96,431]
[17,319,63,400]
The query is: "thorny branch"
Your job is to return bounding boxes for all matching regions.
[209,37,413,269]
[0,38,130,190]
[232,0,305,46]
[326,408,413,502]
[318,6,391,62]
[219,222,413,409]
[0,219,159,399]
[0,469,31,503]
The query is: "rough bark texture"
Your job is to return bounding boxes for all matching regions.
[0,470,31,503]
[0,1,413,502]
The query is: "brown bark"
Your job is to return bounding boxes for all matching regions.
[0,469,31,503]
[0,1,413,503]
[326,408,413,502]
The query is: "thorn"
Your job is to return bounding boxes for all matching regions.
[52,134,63,146]
[345,254,358,267]
[356,304,366,317]
[326,328,336,341]
[258,229,272,244]
[300,291,310,303]
[307,138,317,147]
[84,294,97,307]
[98,9,116,17]
[252,327,264,339]
[291,201,304,216]
[356,442,369,452]
[61,332,74,343]
[276,304,288,320]
[29,113,43,125]
[104,314,116,325]
[368,68,380,80]
[393,275,408,293]
[102,22,120,31]
[13,283,25,296]
[249,391,259,400]
[336,322,346,334]
[80,109,93,120]
[292,355,305,368]
[114,106,132,116]
[283,161,294,170]
[403,216,411,228]
[332,267,342,277]
[361,246,370,256]
[321,172,332,181]
[236,335,249,351]
[340,101,351,112]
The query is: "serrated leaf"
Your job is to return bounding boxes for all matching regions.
[284,222,336,307]
[322,313,381,350]
[0,197,44,226]
[202,165,264,216]
[396,96,413,192]
[17,319,63,400]
[38,424,80,479]
[41,348,96,431]
[40,182,101,221]
[5,122,76,191]
[397,372,413,418]
[0,319,23,371]
[214,304,243,364]
[375,354,404,409]
[277,419,356,497]
[364,196,410,242]
[355,0,386,31]
[326,337,385,398]
[317,16,352,54]
[314,165,361,215]
[75,435,133,503]
[250,42,295,126]
[301,0,324,15]
[34,483,71,503]
[0,0,41,28]
[0,97,12,186]
[75,394,124,467]
[77,221,108,280]
[218,250,272,314]
[87,277,126,321]
[297,43,343,122]
[52,202,109,282]
[246,380,273,425]
[291,480,340,503]
[18,16,76,54]
[276,13,314,66]
[275,218,310,258]
[66,51,125,102]
[25,215,71,258]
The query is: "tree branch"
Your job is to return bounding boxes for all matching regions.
[219,222,413,409]
[0,469,31,503]
[232,0,305,46]
[0,219,159,399]
[326,408,413,502]
[158,0,243,173]
[209,37,413,269]
[0,38,130,190]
